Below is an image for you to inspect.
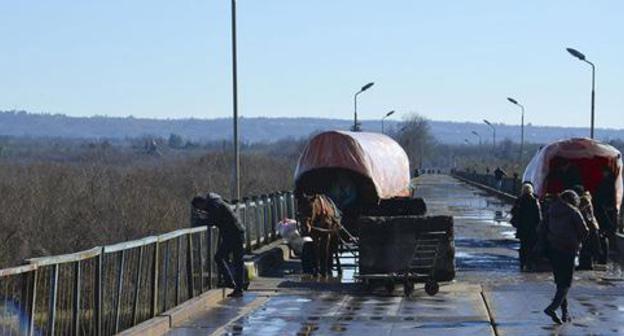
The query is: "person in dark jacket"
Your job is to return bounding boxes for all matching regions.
[191,193,246,298]
[510,183,541,271]
[543,190,589,324]
[493,167,507,190]
[594,167,617,258]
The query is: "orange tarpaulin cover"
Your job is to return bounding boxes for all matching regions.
[523,137,623,210]
[294,131,411,201]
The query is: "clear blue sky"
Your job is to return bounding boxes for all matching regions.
[1,1,622,128]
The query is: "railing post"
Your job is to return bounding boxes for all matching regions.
[132,246,143,325]
[198,231,206,293]
[210,227,219,288]
[175,237,182,306]
[27,269,37,336]
[114,250,126,334]
[242,199,252,253]
[186,233,195,299]
[151,241,159,317]
[95,251,103,336]
[71,261,81,336]
[252,196,262,246]
[271,193,278,241]
[261,195,269,244]
[48,264,59,335]
[162,241,170,312]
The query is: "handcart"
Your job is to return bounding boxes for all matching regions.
[355,230,447,296]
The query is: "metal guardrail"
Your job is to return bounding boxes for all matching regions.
[0,191,295,336]
[452,171,521,196]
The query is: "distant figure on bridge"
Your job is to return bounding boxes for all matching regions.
[543,190,588,324]
[493,167,506,190]
[510,183,541,271]
[191,193,246,298]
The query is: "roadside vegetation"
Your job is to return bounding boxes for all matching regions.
[0,137,295,267]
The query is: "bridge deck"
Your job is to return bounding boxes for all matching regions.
[166,174,624,336]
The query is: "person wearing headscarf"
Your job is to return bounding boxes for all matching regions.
[510,183,542,271]
[573,187,601,270]
[543,190,589,324]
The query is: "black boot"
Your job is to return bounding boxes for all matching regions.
[544,308,563,324]
[227,289,244,298]
[561,299,570,322]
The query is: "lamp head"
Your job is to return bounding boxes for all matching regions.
[385,110,395,117]
[507,97,518,105]
[472,131,479,136]
[566,48,586,61]
[483,119,492,126]
[361,82,375,91]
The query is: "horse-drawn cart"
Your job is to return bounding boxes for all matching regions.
[294,131,455,295]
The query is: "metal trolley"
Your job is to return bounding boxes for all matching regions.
[355,231,446,296]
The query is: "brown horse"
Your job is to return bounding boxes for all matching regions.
[297,194,342,277]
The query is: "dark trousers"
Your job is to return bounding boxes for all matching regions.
[547,248,575,312]
[519,236,537,269]
[215,232,245,291]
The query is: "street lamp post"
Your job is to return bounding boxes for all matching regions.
[471,130,481,146]
[353,82,375,132]
[231,0,240,201]
[483,119,496,149]
[566,47,596,139]
[381,110,395,134]
[507,97,525,162]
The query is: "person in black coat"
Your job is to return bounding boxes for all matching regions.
[510,183,542,271]
[191,193,246,298]
[543,190,588,324]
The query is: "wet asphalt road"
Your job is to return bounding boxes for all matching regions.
[167,175,624,336]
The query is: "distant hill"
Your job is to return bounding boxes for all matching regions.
[1,110,623,144]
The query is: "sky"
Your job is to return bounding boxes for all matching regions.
[1,1,623,128]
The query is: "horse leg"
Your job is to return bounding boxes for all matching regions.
[312,233,320,277]
[318,234,329,277]
[334,236,342,277]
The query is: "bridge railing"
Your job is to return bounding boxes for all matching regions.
[0,191,296,336]
[453,171,521,196]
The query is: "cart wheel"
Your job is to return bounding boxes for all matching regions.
[425,280,439,296]
[403,281,415,297]
[384,281,395,294]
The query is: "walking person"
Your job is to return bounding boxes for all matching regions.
[191,193,246,298]
[510,183,541,271]
[493,167,507,190]
[543,190,589,324]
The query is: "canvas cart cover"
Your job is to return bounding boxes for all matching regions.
[294,131,411,203]
[523,137,623,210]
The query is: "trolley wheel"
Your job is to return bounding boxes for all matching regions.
[425,280,439,296]
[384,280,395,294]
[403,280,415,296]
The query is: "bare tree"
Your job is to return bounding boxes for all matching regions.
[391,113,435,170]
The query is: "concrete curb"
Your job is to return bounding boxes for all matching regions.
[452,174,517,203]
[117,290,225,336]
[116,240,289,336]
